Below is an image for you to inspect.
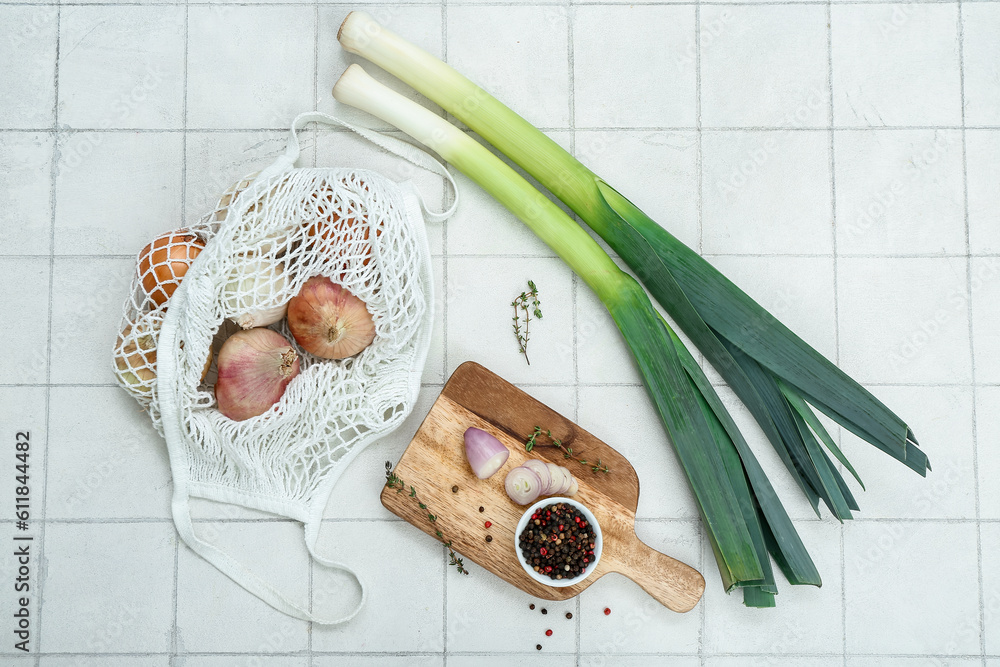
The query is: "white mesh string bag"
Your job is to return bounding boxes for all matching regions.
[111,112,457,624]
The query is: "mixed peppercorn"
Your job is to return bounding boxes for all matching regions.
[518,502,597,581]
[528,602,608,652]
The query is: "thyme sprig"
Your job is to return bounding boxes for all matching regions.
[385,462,468,575]
[525,426,611,474]
[512,280,542,364]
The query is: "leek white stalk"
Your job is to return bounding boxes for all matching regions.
[334,65,622,301]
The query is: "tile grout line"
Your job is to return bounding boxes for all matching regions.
[25,515,1000,524]
[694,1,706,662]
[170,1,190,661]
[699,521,706,664]
[18,250,1000,261]
[8,123,1000,134]
[956,1,986,663]
[0,0,991,6]
[695,0,703,259]
[9,650,1000,658]
[7,380,1000,389]
[441,5,450,664]
[825,2,848,664]
[307,0,320,655]
[34,0,61,653]
[565,2,581,663]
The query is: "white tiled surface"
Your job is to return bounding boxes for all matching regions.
[1,1,996,664]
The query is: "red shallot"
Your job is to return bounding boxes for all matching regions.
[287,276,376,359]
[505,466,543,505]
[215,328,300,421]
[464,427,510,479]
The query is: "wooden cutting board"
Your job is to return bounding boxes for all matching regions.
[381,361,705,613]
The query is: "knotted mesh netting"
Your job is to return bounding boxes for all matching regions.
[113,165,430,512]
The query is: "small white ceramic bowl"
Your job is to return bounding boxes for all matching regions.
[514,497,603,587]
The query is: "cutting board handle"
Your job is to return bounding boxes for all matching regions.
[608,529,706,613]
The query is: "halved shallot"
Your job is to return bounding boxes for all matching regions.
[464,427,510,479]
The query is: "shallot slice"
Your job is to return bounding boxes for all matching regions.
[521,459,552,493]
[505,466,543,505]
[556,466,574,494]
[544,462,565,495]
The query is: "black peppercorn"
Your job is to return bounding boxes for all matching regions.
[529,603,535,610]
[452,485,459,493]
[479,506,484,512]
[541,608,547,615]
[566,612,573,619]
[485,535,492,543]
[536,644,542,651]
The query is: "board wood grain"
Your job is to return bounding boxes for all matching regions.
[381,361,705,613]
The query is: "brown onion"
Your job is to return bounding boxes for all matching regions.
[138,231,205,309]
[287,276,376,359]
[215,328,300,421]
[305,182,379,267]
[115,316,211,395]
[115,319,158,394]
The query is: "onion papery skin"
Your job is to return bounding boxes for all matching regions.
[305,183,380,268]
[138,231,205,309]
[115,319,159,394]
[464,427,510,479]
[287,276,376,359]
[222,257,290,329]
[115,317,212,395]
[235,306,287,330]
[215,176,289,254]
[215,328,300,421]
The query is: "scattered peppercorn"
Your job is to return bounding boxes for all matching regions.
[603,607,611,616]
[540,608,547,615]
[529,604,535,610]
[566,612,573,619]
[536,644,542,651]
[479,506,485,512]
[451,485,459,493]
[484,520,492,528]
[518,502,597,582]
[485,535,493,543]
[545,629,553,637]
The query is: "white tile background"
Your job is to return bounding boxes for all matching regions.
[0,0,996,664]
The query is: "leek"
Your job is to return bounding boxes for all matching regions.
[334,64,822,607]
[335,13,929,520]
